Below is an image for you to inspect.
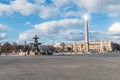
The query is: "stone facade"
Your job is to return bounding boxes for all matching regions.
[53,41,120,53]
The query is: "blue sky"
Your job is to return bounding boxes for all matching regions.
[0,0,120,44]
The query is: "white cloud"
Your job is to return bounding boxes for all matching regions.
[0,0,120,18]
[35,0,45,4]
[74,0,98,12]
[59,30,109,41]
[19,30,37,41]
[59,29,84,41]
[108,22,120,36]
[0,24,10,32]
[0,0,60,18]
[11,0,38,16]
[24,22,31,26]
[39,5,59,18]
[0,3,13,16]
[0,24,10,40]
[89,31,110,41]
[74,0,120,17]
[107,22,120,41]
[18,18,111,43]
[19,19,82,41]
[61,11,81,18]
[34,19,82,34]
[52,0,70,8]
[0,0,38,16]
[0,33,7,39]
[107,5,120,17]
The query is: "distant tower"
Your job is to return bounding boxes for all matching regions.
[33,35,40,55]
[84,15,89,53]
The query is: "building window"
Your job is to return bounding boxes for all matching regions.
[81,45,83,48]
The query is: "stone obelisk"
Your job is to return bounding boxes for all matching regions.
[84,15,89,53]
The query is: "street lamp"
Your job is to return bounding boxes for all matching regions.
[84,14,89,53]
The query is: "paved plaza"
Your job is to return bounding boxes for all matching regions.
[0,53,120,80]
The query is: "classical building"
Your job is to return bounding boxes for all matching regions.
[53,41,120,53]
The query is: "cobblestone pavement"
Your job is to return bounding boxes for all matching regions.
[0,53,120,80]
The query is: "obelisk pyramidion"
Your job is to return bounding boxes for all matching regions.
[84,15,89,53]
